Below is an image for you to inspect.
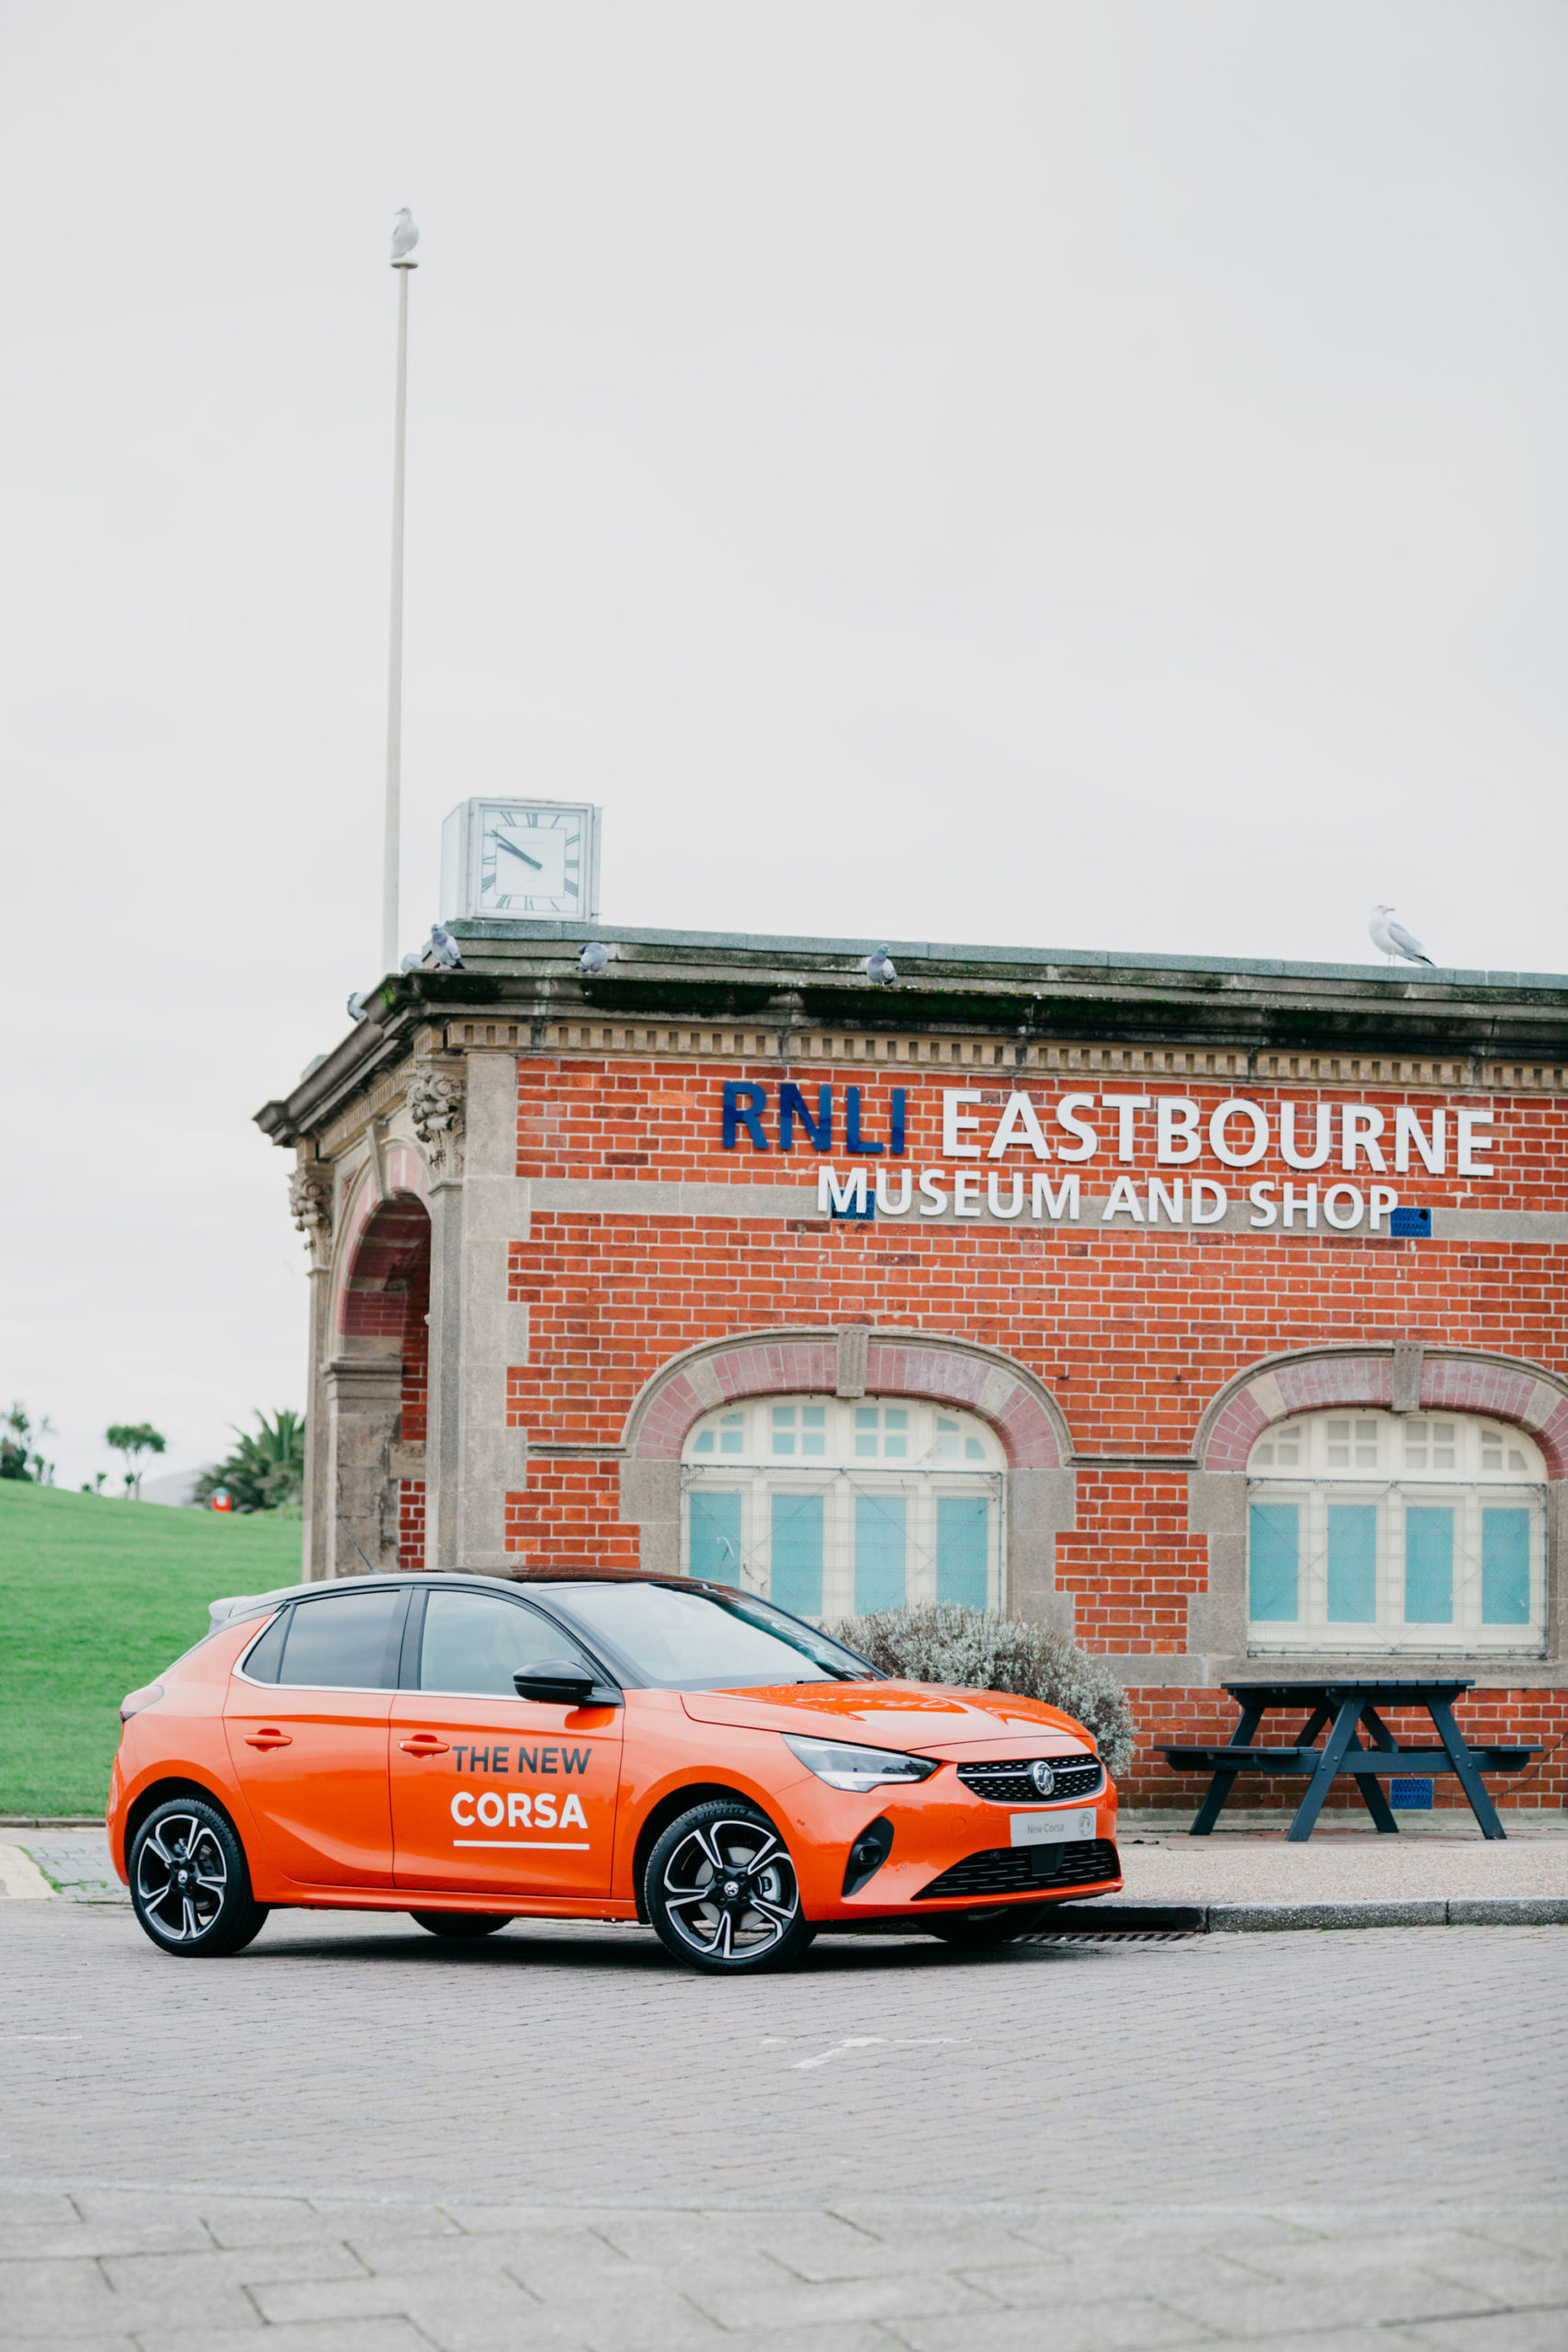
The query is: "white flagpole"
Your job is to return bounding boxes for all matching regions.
[383,211,419,975]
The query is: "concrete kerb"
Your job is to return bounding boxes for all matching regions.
[1040,1896,1568,1933]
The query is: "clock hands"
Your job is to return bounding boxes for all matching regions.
[494,834,545,871]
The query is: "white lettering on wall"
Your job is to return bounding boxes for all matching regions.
[1032,1173,1081,1220]
[1341,1106,1386,1170]
[942,1090,983,1159]
[987,1092,1052,1160]
[1280,1102,1333,1169]
[1156,1099,1202,1163]
[1457,1110,1495,1175]
[1209,1100,1269,1167]
[1394,1108,1446,1172]
[1055,1094,1099,1160]
[1101,1094,1152,1161]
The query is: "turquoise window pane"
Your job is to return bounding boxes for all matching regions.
[770,1493,823,1618]
[936,1497,988,1609]
[689,1491,741,1587]
[1404,1508,1454,1623]
[1482,1509,1531,1625]
[854,1494,906,1612]
[1325,1505,1377,1623]
[1248,1503,1299,1622]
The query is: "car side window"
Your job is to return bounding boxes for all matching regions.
[242,1609,291,1682]
[276,1589,408,1690]
[418,1589,592,1697]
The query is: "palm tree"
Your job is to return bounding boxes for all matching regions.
[193,1411,305,1513]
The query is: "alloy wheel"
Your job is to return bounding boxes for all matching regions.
[134,1814,229,1944]
[660,1814,800,1962]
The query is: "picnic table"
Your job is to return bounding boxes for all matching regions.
[1158,1678,1536,1843]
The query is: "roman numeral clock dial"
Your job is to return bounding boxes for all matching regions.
[440,797,602,926]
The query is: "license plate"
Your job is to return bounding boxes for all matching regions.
[1010,1806,1097,1848]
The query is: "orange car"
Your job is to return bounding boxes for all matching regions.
[109,1567,1121,1972]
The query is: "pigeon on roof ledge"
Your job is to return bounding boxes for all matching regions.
[863,945,897,985]
[1369,905,1434,967]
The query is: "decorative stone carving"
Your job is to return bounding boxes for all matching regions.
[288,1165,334,1250]
[408,1062,467,1171]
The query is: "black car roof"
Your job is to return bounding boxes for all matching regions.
[208,1566,727,1632]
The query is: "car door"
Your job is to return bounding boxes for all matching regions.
[389,1585,623,1900]
[223,1585,408,1888]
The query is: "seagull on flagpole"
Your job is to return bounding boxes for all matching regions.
[1369,905,1435,967]
[390,208,419,263]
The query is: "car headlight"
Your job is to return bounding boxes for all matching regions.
[783,1734,941,1792]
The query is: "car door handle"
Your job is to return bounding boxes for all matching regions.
[399,1736,451,1755]
[245,1730,293,1749]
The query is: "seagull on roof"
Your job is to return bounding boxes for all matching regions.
[390,208,419,262]
[1369,905,1434,967]
[427,923,464,968]
[578,941,610,976]
[346,990,371,1022]
[863,945,897,985]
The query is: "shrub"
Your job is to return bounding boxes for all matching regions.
[828,1603,1136,1779]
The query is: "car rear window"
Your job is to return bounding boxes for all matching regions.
[546,1581,872,1691]
[271,1589,408,1690]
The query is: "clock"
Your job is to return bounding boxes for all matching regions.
[439,797,602,922]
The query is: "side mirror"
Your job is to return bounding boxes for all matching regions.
[513,1661,599,1705]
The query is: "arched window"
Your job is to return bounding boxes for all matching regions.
[1247,1409,1547,1655]
[680,1396,1004,1621]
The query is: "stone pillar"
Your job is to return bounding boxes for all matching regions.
[423,1171,465,1571]
[1006,1469,1077,1634]
[288,1161,337,1583]
[301,1263,334,1579]
[451,1052,533,1574]
[323,1354,403,1576]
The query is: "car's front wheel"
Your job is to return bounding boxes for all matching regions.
[129,1798,267,1958]
[409,1912,513,1939]
[646,1800,815,1973]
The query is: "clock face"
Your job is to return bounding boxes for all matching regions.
[478,805,583,915]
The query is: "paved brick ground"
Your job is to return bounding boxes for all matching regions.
[1,1902,1563,2348]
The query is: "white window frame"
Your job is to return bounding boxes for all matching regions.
[1246,1408,1547,1657]
[680,1395,1005,1620]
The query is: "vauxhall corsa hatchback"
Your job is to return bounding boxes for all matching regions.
[109,1566,1121,1973]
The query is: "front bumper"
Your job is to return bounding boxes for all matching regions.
[782,1758,1122,1919]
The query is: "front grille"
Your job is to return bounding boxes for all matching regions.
[918,1838,1120,1902]
[955,1757,1104,1804]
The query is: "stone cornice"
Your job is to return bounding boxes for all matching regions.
[255,933,1568,1148]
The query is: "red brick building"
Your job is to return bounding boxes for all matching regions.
[259,926,1568,1809]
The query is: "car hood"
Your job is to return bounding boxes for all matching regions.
[679,1679,1090,1750]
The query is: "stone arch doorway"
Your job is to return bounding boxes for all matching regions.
[326,1178,433,1577]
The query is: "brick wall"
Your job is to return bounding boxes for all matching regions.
[492,1054,1564,1796]
[1127,1687,1568,1812]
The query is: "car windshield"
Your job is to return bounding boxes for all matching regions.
[543,1581,876,1692]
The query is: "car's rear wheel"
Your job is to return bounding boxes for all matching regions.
[409,1912,513,1939]
[129,1797,267,1958]
[646,1800,815,1973]
[928,1904,1044,1950]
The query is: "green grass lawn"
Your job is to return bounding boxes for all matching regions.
[0,1481,303,1816]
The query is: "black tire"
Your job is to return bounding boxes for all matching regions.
[645,1799,816,1974]
[129,1796,268,1958]
[409,1912,513,1939]
[928,1904,1044,1950]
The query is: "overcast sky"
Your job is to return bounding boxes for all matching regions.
[3,1,1564,1491]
